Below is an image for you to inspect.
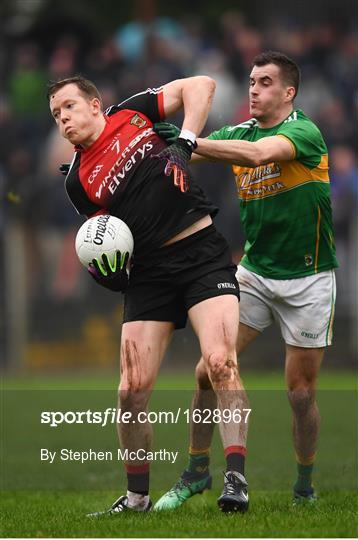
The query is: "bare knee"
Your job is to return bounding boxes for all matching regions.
[287,385,316,416]
[205,352,237,384]
[285,346,322,416]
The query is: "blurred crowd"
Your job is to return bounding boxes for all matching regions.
[1,7,357,353]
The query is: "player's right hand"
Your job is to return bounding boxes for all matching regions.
[88,251,129,292]
[153,122,180,143]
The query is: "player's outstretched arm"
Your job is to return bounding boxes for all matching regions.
[153,121,211,164]
[194,135,295,167]
[161,76,216,138]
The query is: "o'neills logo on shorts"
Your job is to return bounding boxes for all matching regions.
[301,331,319,339]
[217,282,236,289]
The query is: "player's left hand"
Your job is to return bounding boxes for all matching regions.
[88,251,129,292]
[151,138,196,193]
[153,122,180,143]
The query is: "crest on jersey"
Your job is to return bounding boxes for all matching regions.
[130,114,147,128]
[304,254,313,266]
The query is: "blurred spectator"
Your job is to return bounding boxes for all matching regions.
[4,146,45,297]
[194,49,243,125]
[47,36,79,80]
[114,16,187,64]
[295,74,333,119]
[8,42,47,119]
[39,126,84,300]
[330,145,358,301]
[317,98,354,147]
[0,96,17,165]
[7,42,48,155]
[85,38,124,92]
[5,147,43,225]
[330,145,358,200]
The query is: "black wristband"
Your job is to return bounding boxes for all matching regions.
[178,137,198,152]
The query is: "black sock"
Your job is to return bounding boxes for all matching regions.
[225,445,246,476]
[125,464,150,495]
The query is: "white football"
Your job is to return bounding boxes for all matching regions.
[75,215,134,268]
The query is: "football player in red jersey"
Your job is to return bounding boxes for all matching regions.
[48,75,248,514]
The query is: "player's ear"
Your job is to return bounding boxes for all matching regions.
[90,97,102,115]
[285,86,296,103]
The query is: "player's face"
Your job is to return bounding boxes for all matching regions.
[50,84,101,147]
[249,64,292,122]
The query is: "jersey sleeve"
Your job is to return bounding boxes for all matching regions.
[207,125,234,140]
[105,87,165,123]
[65,176,102,217]
[277,120,328,169]
[207,124,251,141]
[65,155,103,218]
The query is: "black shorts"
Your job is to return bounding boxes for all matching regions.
[123,225,239,329]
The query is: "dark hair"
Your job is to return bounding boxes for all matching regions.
[47,75,103,108]
[252,51,300,98]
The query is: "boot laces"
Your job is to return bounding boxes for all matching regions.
[223,472,245,495]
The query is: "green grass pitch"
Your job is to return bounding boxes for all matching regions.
[1,370,357,538]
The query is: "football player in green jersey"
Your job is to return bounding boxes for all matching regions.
[154,51,338,511]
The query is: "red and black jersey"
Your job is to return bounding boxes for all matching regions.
[65,87,217,259]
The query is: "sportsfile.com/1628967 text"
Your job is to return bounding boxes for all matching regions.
[40,407,252,428]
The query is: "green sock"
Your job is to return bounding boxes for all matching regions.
[294,463,314,493]
[183,453,210,477]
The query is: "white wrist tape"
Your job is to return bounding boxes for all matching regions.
[179,129,197,145]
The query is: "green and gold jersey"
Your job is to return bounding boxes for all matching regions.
[208,109,338,279]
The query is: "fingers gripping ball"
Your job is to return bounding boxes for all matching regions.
[89,251,130,292]
[92,251,129,277]
[76,215,133,293]
[75,215,134,269]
